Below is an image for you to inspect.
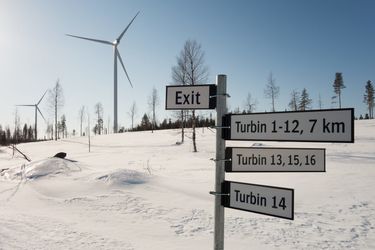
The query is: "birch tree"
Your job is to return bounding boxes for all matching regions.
[148,87,159,133]
[264,72,279,112]
[172,40,208,152]
[243,93,257,113]
[47,79,64,140]
[78,106,86,136]
[128,101,137,131]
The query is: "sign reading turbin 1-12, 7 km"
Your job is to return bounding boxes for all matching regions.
[222,108,354,142]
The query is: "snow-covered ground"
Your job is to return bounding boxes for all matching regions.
[0,120,374,250]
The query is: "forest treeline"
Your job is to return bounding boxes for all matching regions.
[0,112,215,146]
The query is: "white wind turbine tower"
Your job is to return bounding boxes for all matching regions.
[16,90,47,140]
[66,11,139,133]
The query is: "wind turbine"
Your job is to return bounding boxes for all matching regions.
[16,90,47,140]
[66,11,139,133]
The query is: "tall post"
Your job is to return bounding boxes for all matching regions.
[214,74,227,250]
[114,47,118,133]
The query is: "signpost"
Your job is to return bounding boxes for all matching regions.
[165,75,355,250]
[223,108,354,142]
[165,84,217,110]
[225,147,325,172]
[222,181,294,220]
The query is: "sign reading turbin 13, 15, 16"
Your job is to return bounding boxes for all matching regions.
[165,84,217,110]
[222,108,354,143]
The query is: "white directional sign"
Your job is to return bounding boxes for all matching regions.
[222,181,294,220]
[165,84,216,110]
[223,108,354,142]
[225,147,325,172]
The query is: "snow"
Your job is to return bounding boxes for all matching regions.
[96,169,151,186]
[0,120,374,249]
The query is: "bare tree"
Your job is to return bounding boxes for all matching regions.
[94,102,104,135]
[318,93,323,109]
[172,46,189,143]
[243,93,258,113]
[46,121,53,140]
[78,106,86,136]
[128,101,137,131]
[47,79,64,141]
[148,87,159,133]
[288,90,299,111]
[264,72,279,112]
[107,116,111,134]
[173,40,208,152]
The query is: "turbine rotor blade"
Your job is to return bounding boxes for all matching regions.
[66,34,112,45]
[37,107,46,122]
[37,90,48,105]
[117,11,140,42]
[116,49,133,88]
[16,104,35,107]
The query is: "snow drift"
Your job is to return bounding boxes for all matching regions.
[96,169,151,186]
[1,157,80,181]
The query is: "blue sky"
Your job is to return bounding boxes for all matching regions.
[0,0,374,136]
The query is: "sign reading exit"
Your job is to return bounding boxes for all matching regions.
[165,84,216,110]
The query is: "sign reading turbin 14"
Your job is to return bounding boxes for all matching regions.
[223,108,354,142]
[165,84,217,110]
[222,181,294,220]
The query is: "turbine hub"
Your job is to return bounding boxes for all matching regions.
[113,39,119,45]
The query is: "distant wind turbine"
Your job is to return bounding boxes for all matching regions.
[16,90,47,140]
[66,11,140,133]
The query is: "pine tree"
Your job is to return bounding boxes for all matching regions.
[60,115,67,138]
[6,127,11,144]
[333,72,345,108]
[94,102,104,135]
[288,90,299,111]
[364,80,374,119]
[299,88,312,111]
[140,113,151,130]
[23,124,28,141]
[28,125,34,141]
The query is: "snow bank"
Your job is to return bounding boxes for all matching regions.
[96,169,151,186]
